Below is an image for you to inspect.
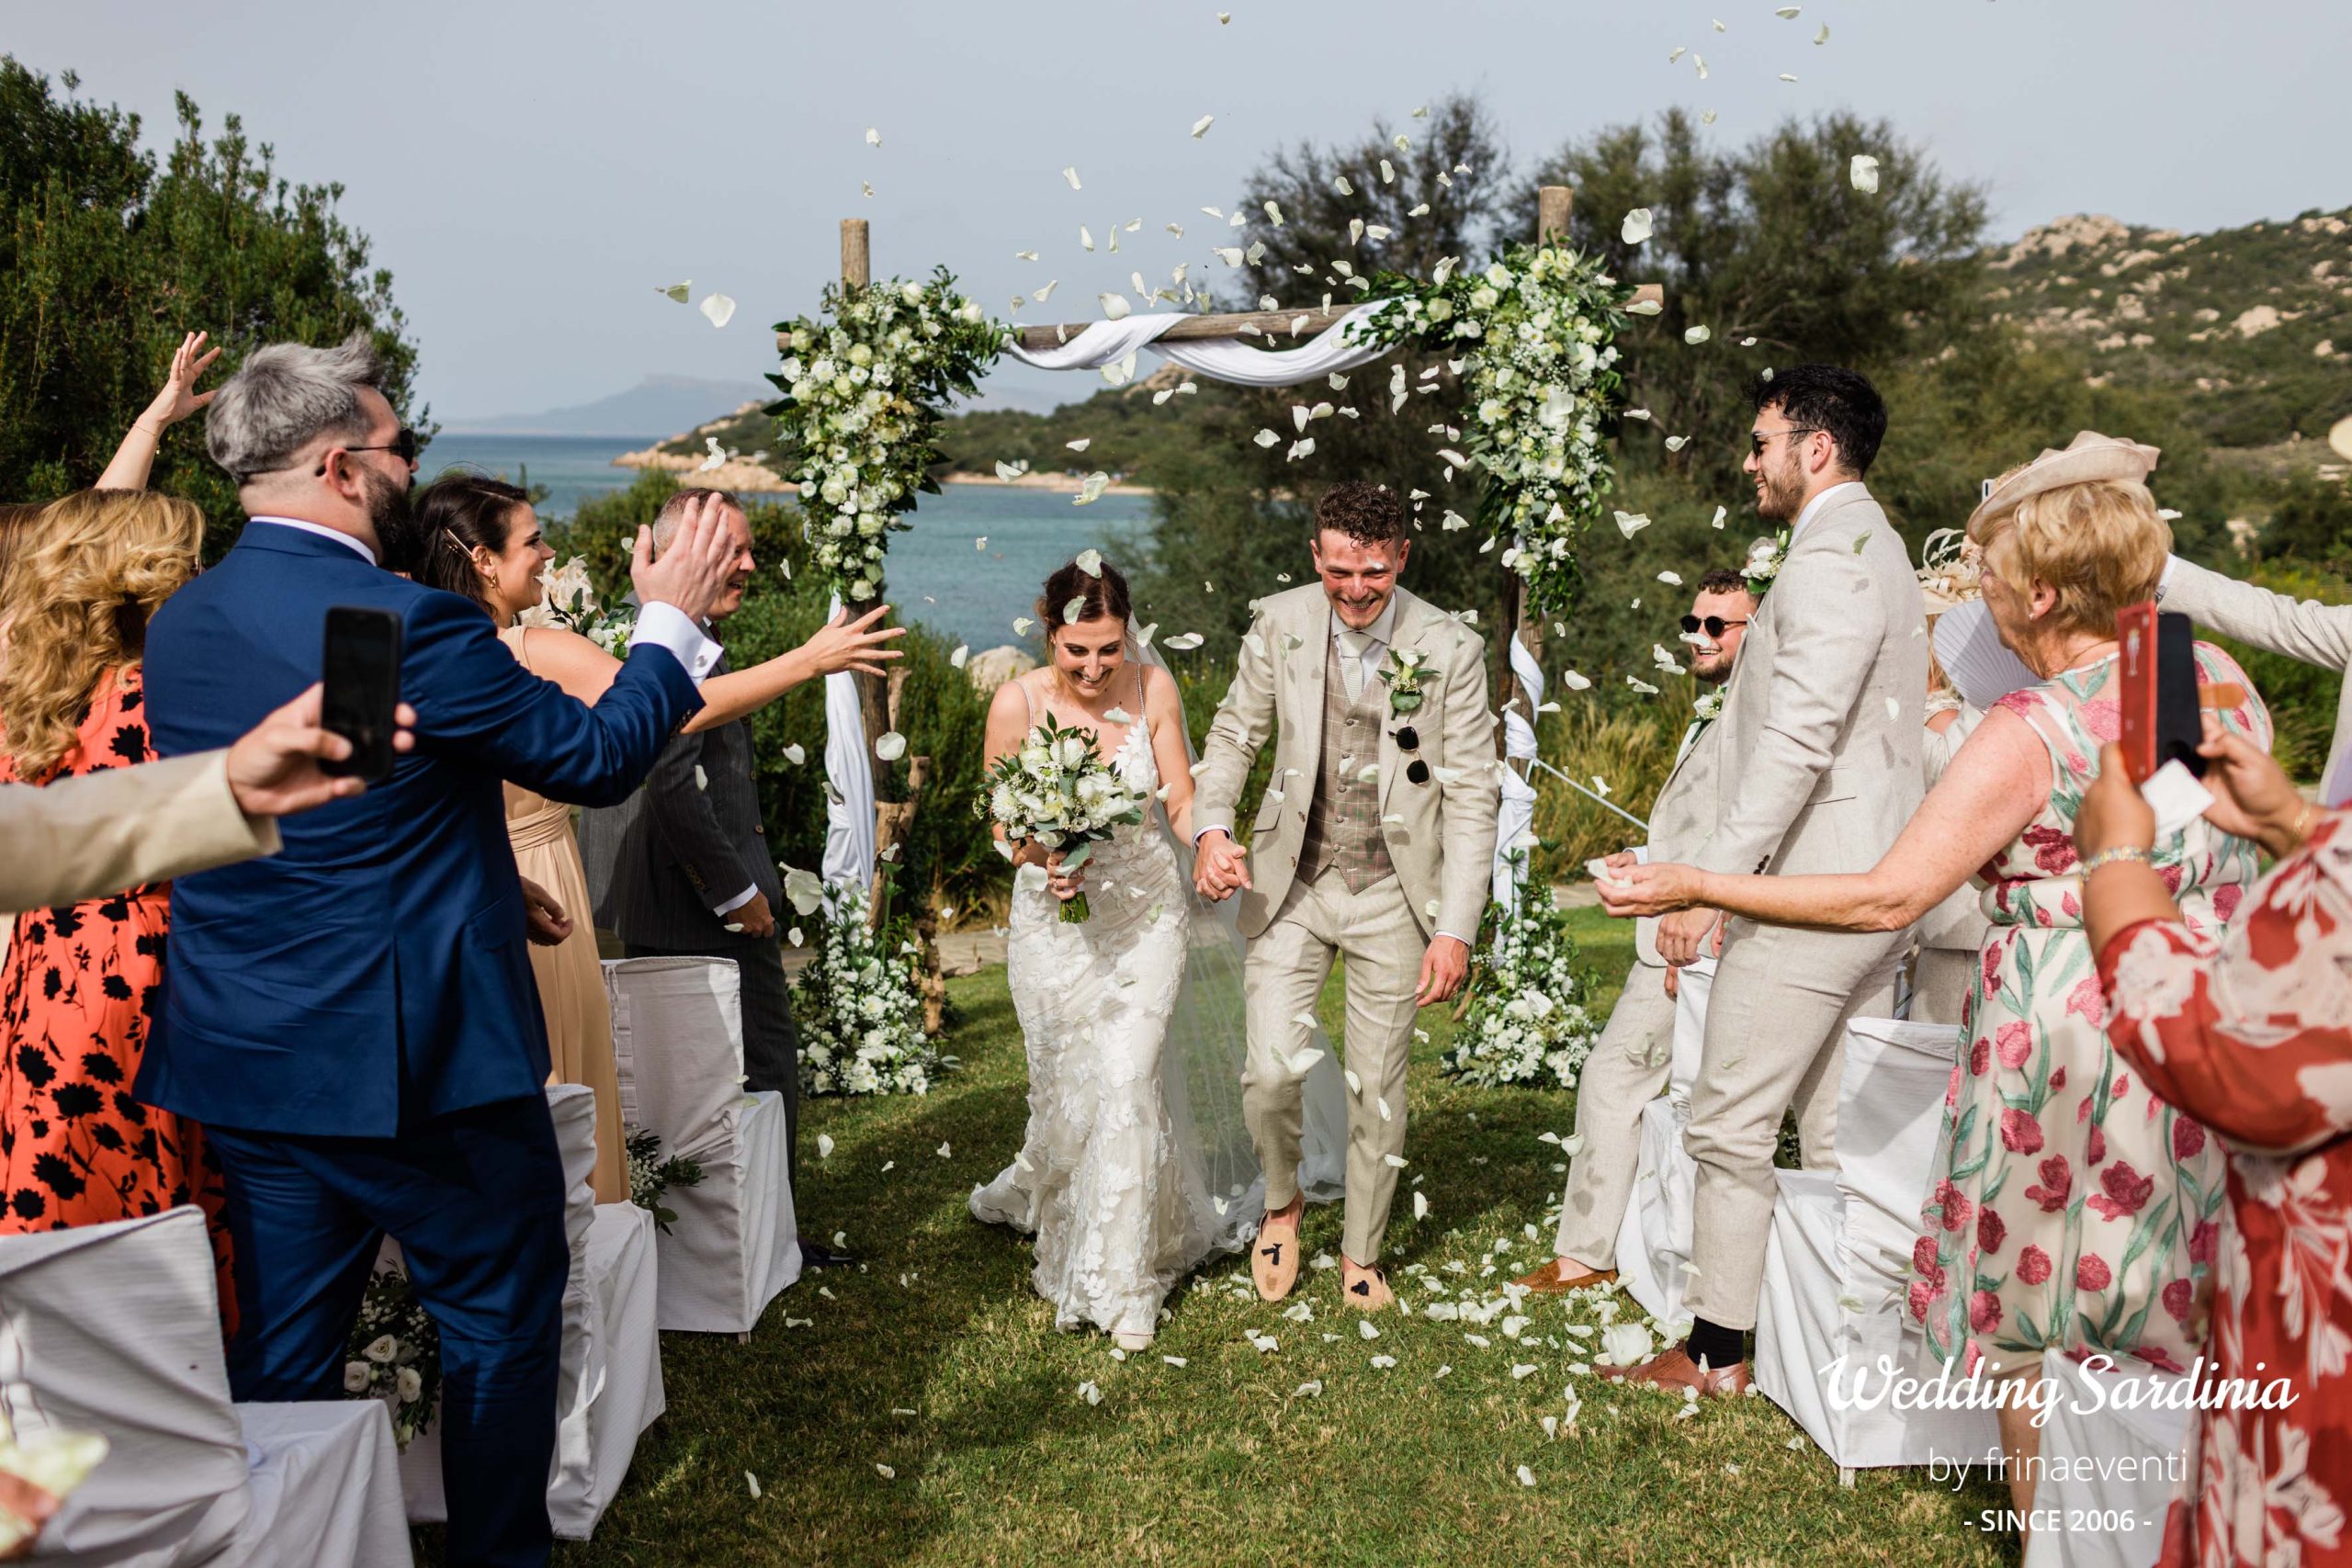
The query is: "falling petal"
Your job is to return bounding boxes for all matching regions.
[1033,279,1058,302]
[783,742,807,765]
[1849,154,1881,195]
[698,293,737,329]
[1063,165,1082,189]
[993,459,1029,482]
[1711,505,1728,529]
[1068,438,1092,455]
[1815,22,1830,43]
[1613,510,1653,539]
[1191,114,1216,139]
[1063,596,1087,624]
[658,280,691,302]
[864,128,881,147]
[1075,472,1112,506]
[875,731,908,761]
[1621,208,1655,245]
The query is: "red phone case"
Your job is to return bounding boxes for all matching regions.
[2117,600,2160,784]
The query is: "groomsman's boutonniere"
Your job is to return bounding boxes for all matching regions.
[1742,526,1792,598]
[1692,688,1724,724]
[1377,648,1429,716]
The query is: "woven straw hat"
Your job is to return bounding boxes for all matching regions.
[1965,430,2161,535]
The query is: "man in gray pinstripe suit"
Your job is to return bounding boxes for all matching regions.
[581,488,852,1266]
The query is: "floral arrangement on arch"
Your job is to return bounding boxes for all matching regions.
[343,1265,442,1447]
[1442,854,1605,1090]
[791,874,952,1097]
[517,555,635,653]
[769,268,1006,604]
[1354,240,1634,615]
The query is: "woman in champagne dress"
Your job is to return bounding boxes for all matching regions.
[412,475,901,1201]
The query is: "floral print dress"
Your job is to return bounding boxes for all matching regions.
[2103,809,2352,1568]
[1913,647,2267,1378]
[0,667,235,1325]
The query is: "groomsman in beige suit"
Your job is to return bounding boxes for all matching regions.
[1193,481,1499,1312]
[1605,366,1927,1393]
[1517,566,1757,1293]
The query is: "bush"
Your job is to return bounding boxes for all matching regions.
[1530,692,1690,875]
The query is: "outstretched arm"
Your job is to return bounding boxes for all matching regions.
[513,604,904,733]
[1142,665,1198,844]
[1603,704,2050,932]
[2166,557,2352,674]
[97,332,220,491]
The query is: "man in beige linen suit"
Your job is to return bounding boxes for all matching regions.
[1193,481,1499,1311]
[1516,566,1756,1294]
[0,684,410,914]
[1608,366,1927,1393]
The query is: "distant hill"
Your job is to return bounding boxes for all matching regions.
[1987,208,2352,446]
[442,374,775,436]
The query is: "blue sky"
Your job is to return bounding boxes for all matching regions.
[13,0,2347,421]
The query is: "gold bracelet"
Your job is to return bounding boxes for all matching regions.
[2080,845,2154,875]
[2286,801,2319,851]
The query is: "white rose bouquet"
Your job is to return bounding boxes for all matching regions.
[516,553,635,654]
[342,1266,442,1447]
[978,713,1150,924]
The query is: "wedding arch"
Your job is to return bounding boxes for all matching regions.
[775,187,1662,944]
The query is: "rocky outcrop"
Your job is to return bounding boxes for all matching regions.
[965,645,1037,694]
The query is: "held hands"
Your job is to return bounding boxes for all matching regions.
[225,684,416,818]
[2075,744,2159,863]
[630,492,739,624]
[1415,934,1471,1008]
[797,604,906,680]
[141,331,222,432]
[1192,829,1251,903]
[520,876,573,946]
[2193,717,2312,857]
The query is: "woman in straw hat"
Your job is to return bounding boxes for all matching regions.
[1600,433,2271,1526]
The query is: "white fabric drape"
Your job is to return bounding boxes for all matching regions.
[1492,633,1544,910]
[820,597,876,896]
[1002,303,1399,388]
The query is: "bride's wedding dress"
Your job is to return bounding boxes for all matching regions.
[970,683,1216,1339]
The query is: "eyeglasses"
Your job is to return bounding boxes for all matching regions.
[313,427,420,476]
[1679,615,1751,639]
[1747,426,1821,457]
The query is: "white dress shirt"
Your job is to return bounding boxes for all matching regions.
[1785,479,1866,546]
[1330,593,1401,702]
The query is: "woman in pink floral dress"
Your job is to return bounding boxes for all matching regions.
[2080,721,2352,1567]
[1599,434,2269,1525]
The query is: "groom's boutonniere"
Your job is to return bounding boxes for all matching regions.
[1742,526,1792,598]
[1377,648,1429,716]
[1692,687,1724,724]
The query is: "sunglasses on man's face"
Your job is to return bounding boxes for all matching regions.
[1680,615,1750,640]
[312,426,420,476]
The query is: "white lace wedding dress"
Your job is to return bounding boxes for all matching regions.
[968,682,1219,1340]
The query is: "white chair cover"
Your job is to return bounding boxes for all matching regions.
[605,955,802,1333]
[1611,962,1712,1325]
[1754,1017,1997,1473]
[401,1085,663,1539]
[2021,1352,2190,1568]
[0,1208,409,1566]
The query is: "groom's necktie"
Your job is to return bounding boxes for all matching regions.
[1334,626,1376,702]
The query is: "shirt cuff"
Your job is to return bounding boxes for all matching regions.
[1193,824,1234,846]
[630,601,724,682]
[2156,555,2180,601]
[713,885,760,918]
[1435,930,1472,947]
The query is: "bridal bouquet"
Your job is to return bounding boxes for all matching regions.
[978,714,1150,924]
[519,554,634,653]
[344,1266,442,1447]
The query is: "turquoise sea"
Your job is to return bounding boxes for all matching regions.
[421,434,1156,653]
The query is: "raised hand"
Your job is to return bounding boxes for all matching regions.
[224,683,416,818]
[1192,829,1250,902]
[143,331,222,431]
[629,493,738,623]
[797,604,907,680]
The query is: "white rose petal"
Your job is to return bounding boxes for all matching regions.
[1850,154,1881,195]
[1063,165,1082,189]
[1621,208,1655,245]
[697,292,737,329]
[875,731,908,761]
[1684,325,1712,344]
[1191,114,1215,139]
[1075,472,1112,506]
[1517,1465,1538,1488]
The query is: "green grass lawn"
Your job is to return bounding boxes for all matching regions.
[481,908,2011,1565]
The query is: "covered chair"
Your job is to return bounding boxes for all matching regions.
[1611,962,1712,1327]
[1753,1016,1996,1479]
[604,955,800,1335]
[0,1207,409,1566]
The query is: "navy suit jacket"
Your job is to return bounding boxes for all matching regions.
[138,523,702,1136]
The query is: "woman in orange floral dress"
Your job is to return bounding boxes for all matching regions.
[0,491,233,1325]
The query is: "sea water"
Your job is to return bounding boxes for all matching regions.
[422,434,1156,653]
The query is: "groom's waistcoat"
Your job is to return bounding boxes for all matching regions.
[1297,654,1395,894]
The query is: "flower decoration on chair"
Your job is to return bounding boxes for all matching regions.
[1443,852,1604,1089]
[343,1265,442,1447]
[517,554,636,654]
[792,874,949,1096]
[1354,242,1633,615]
[624,1126,706,1234]
[769,268,1007,604]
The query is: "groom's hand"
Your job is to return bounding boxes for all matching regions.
[1415,934,1471,1009]
[1193,829,1250,901]
[1657,907,1723,968]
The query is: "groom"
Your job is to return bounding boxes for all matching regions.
[1193,480,1499,1312]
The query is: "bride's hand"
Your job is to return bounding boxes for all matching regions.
[1044,850,1085,902]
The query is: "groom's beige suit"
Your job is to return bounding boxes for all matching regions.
[1678,482,1927,1332]
[1193,583,1498,1263]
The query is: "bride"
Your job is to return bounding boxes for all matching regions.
[970,556,1340,1348]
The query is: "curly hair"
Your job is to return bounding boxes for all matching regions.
[0,490,205,780]
[1313,480,1408,547]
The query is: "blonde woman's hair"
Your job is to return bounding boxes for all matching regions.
[0,490,205,780]
[1966,478,2171,641]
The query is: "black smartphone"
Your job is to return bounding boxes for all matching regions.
[320,606,403,783]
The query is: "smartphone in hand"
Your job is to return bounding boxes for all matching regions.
[320,606,403,783]
[2118,602,2205,784]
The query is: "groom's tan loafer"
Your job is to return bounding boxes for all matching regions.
[1252,1224,1300,1302]
[1510,1259,1618,1295]
[1341,1263,1394,1313]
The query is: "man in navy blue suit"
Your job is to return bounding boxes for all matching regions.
[139,334,739,1568]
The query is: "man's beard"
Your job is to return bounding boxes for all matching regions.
[1753,456,1804,523]
[364,468,420,571]
[1694,658,1733,685]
